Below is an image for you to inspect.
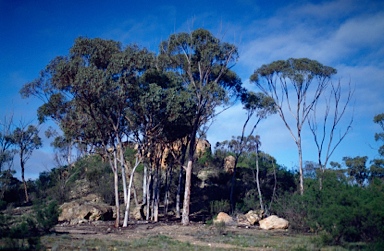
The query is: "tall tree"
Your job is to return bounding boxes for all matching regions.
[373,113,384,157]
[308,80,353,189]
[216,91,275,212]
[160,29,243,224]
[11,123,42,202]
[250,58,337,194]
[370,113,384,181]
[343,156,369,187]
[21,37,153,227]
[0,114,15,172]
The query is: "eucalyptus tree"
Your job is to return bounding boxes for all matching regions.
[11,123,42,202]
[159,28,243,225]
[250,58,336,194]
[308,80,353,189]
[343,156,369,187]
[374,113,384,157]
[0,114,15,172]
[124,68,193,223]
[370,113,384,182]
[216,91,275,212]
[21,37,153,227]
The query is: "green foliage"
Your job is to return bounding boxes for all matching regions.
[343,156,369,187]
[0,199,60,250]
[209,200,230,215]
[274,171,384,245]
[33,201,60,233]
[74,155,114,204]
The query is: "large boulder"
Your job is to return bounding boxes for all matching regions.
[236,210,264,226]
[59,194,113,225]
[246,210,263,225]
[224,155,235,173]
[213,212,235,226]
[196,139,211,158]
[259,215,289,230]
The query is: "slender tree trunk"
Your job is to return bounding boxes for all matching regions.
[229,158,239,213]
[132,181,139,207]
[176,143,187,218]
[153,165,160,222]
[143,164,147,205]
[118,139,128,206]
[164,165,173,218]
[255,146,264,211]
[269,160,277,212]
[146,170,152,221]
[20,158,29,203]
[182,119,198,225]
[297,137,304,195]
[182,159,192,225]
[112,150,120,227]
[123,157,141,227]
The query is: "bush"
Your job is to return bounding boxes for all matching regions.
[34,201,60,233]
[210,200,230,215]
[273,171,384,245]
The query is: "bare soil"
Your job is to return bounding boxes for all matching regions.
[51,220,310,250]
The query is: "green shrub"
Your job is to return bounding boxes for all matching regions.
[210,200,230,215]
[34,201,60,233]
[273,171,384,245]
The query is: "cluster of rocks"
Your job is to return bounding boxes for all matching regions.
[213,210,289,230]
[58,194,114,225]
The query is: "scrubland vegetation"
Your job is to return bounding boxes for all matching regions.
[1,28,383,250]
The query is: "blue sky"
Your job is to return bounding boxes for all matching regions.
[1,0,383,180]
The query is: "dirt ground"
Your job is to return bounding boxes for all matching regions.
[52,221,300,250]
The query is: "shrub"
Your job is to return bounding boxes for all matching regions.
[273,171,384,245]
[210,200,230,215]
[34,200,60,233]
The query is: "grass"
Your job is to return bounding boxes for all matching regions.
[42,234,225,251]
[35,226,382,251]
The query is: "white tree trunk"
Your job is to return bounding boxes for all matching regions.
[123,156,141,227]
[181,159,193,225]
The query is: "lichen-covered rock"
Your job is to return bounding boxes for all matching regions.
[59,194,113,225]
[213,212,235,225]
[224,155,235,173]
[196,139,211,158]
[259,215,289,230]
[245,210,264,225]
[236,210,264,226]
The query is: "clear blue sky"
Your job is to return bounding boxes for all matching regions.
[1,0,383,179]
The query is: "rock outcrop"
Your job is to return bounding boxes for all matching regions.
[258,215,289,230]
[59,193,113,225]
[213,212,235,226]
[196,139,211,158]
[224,155,235,173]
[237,210,264,226]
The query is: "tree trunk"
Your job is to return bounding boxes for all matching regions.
[297,137,304,195]
[20,159,29,203]
[181,119,198,225]
[164,165,173,218]
[118,139,128,206]
[176,143,187,218]
[181,159,192,225]
[255,147,264,211]
[153,165,159,222]
[113,169,120,227]
[146,171,152,221]
[229,158,239,213]
[112,150,120,227]
[132,181,139,207]
[143,163,147,205]
[123,157,140,227]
